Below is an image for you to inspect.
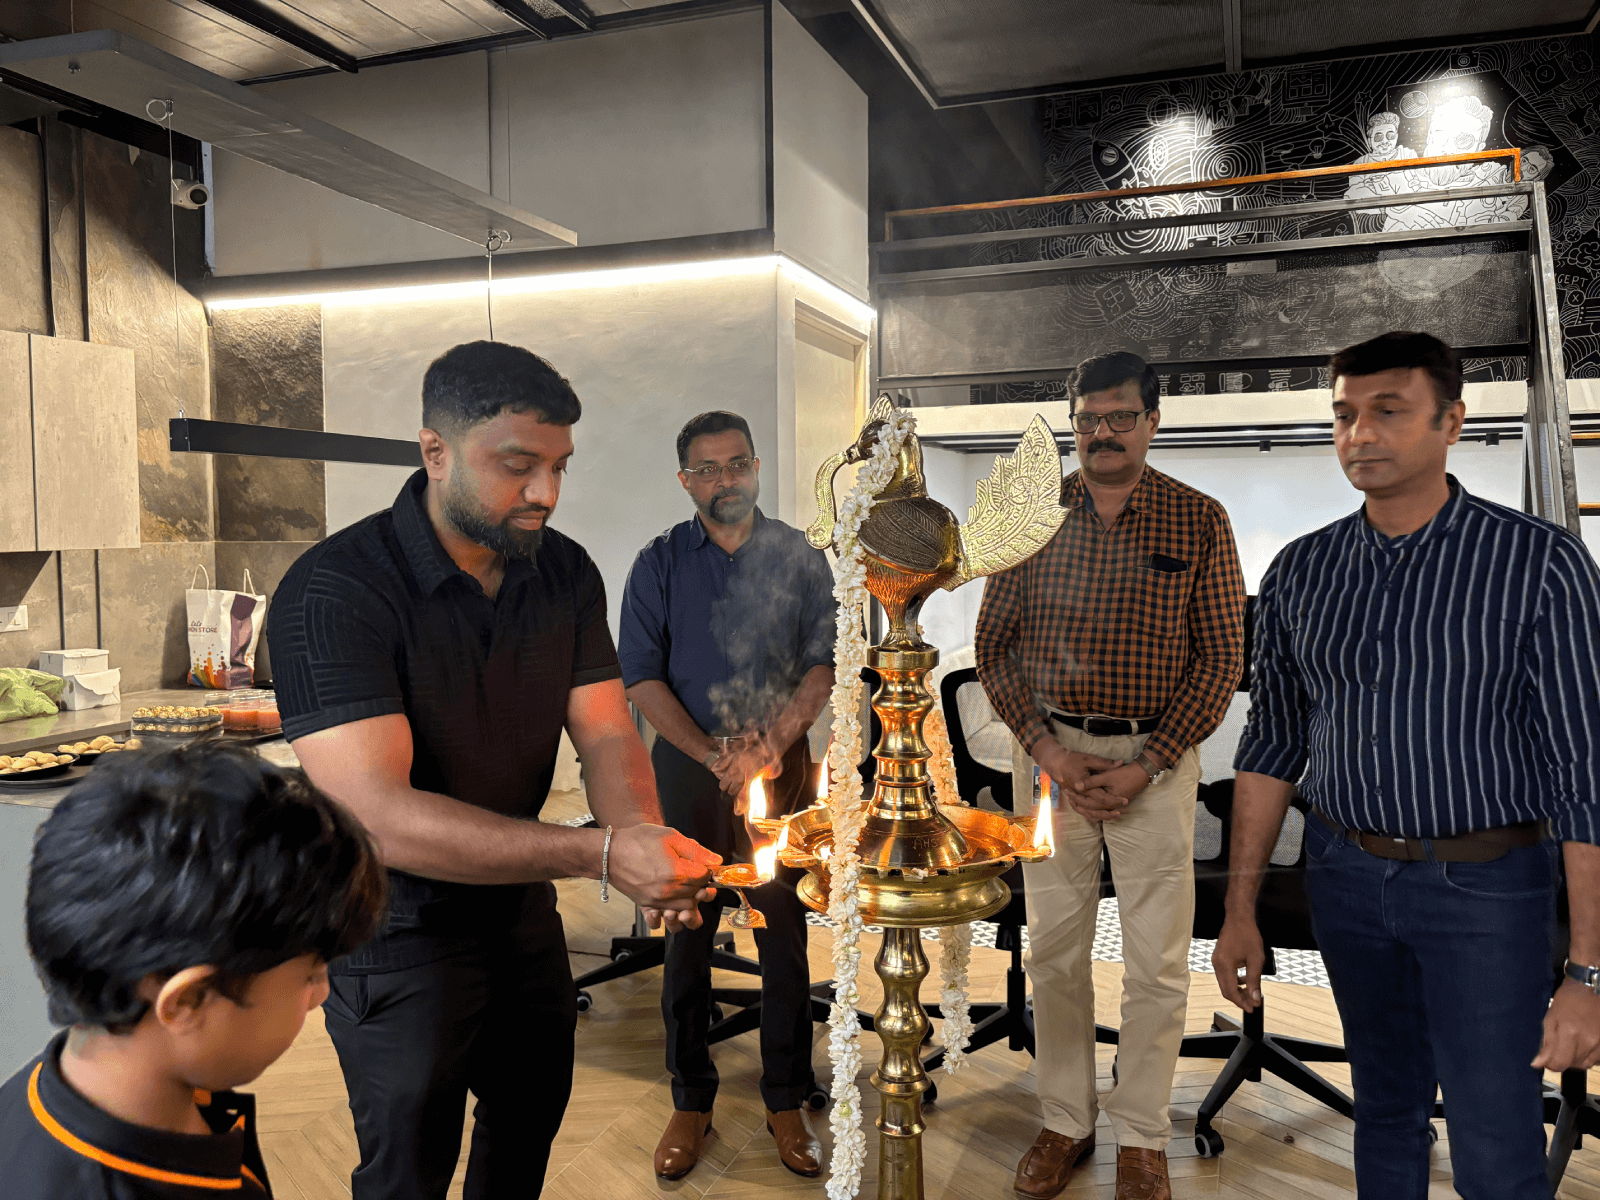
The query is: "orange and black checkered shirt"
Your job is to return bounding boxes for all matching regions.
[975,465,1246,766]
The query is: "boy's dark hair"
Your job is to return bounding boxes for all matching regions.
[1329,331,1463,424]
[1068,351,1160,413]
[421,341,582,436]
[677,411,755,467]
[27,743,387,1032]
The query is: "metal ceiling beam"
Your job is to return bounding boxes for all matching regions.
[540,0,594,32]
[240,0,756,85]
[195,0,358,72]
[1221,0,1242,74]
[0,30,576,249]
[483,1,553,38]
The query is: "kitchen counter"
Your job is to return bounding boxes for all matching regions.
[0,690,290,809]
[0,688,216,758]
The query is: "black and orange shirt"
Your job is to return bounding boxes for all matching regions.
[975,465,1247,765]
[0,1032,271,1198]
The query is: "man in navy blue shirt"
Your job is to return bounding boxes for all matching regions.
[1214,331,1600,1198]
[618,411,837,1182]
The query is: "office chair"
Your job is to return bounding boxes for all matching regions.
[1181,779,1353,1157]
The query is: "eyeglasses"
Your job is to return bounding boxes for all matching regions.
[683,457,757,481]
[1070,410,1148,435]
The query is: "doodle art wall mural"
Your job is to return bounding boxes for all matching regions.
[967,34,1600,402]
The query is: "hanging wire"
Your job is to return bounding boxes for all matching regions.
[485,230,508,342]
[147,98,183,418]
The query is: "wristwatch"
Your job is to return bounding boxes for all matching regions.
[702,751,721,772]
[1565,959,1600,995]
[1132,750,1167,786]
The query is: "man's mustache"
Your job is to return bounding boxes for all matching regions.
[1087,439,1126,455]
[712,489,750,504]
[507,505,551,518]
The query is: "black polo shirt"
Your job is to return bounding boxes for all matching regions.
[0,1032,271,1198]
[268,470,621,971]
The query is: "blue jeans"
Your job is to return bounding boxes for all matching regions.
[1302,814,1557,1199]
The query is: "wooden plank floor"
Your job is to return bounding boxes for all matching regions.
[252,792,1600,1198]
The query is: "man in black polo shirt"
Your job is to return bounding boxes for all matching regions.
[268,341,720,1200]
[618,411,836,1181]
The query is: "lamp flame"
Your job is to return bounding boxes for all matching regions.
[777,822,790,854]
[817,754,829,803]
[1034,775,1056,855]
[748,774,768,822]
[755,839,777,881]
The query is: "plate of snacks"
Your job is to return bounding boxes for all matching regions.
[130,706,223,738]
[0,749,79,782]
[57,735,142,763]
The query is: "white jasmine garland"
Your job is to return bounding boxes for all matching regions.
[821,406,916,1200]
[937,923,974,1072]
[924,704,974,1072]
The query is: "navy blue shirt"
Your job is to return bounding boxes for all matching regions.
[1235,478,1600,843]
[618,508,837,736]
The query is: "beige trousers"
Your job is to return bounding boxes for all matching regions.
[1011,723,1200,1149]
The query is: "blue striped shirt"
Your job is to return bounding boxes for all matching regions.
[1234,477,1600,843]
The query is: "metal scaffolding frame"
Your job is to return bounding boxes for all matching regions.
[871,171,1579,535]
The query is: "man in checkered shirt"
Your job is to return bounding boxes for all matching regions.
[976,351,1246,1200]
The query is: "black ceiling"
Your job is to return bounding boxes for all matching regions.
[850,0,1600,107]
[0,0,739,83]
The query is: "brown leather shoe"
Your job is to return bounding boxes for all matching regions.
[654,1109,715,1180]
[1014,1127,1096,1199]
[1115,1146,1171,1200]
[766,1108,822,1176]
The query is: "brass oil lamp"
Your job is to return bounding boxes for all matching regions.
[770,396,1069,1200]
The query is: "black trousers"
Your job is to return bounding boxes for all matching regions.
[653,736,817,1113]
[323,887,577,1200]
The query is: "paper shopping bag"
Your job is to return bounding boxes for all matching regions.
[187,567,267,689]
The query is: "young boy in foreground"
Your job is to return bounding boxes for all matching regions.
[0,743,386,1198]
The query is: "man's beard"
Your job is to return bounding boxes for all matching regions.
[440,468,547,560]
[697,481,757,526]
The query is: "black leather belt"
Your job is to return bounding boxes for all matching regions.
[1311,809,1546,864]
[1047,710,1162,737]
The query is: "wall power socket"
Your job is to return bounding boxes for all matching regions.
[0,605,29,633]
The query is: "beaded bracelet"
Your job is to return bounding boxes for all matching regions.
[599,824,615,903]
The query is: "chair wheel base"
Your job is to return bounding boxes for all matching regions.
[1427,1123,1438,1146]
[805,1085,830,1112]
[575,990,593,1013]
[924,1082,939,1106]
[1195,1126,1224,1158]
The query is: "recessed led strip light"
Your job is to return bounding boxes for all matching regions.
[205,253,876,326]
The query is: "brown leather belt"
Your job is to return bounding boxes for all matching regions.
[1311,809,1547,863]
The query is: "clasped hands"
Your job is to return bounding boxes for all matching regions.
[1029,737,1153,824]
[708,732,785,806]
[608,823,721,935]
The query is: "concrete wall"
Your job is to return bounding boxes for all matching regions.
[771,0,870,300]
[211,9,769,276]
[321,267,782,628]
[0,121,215,692]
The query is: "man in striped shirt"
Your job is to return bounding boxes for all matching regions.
[977,351,1246,1200]
[1215,331,1600,1198]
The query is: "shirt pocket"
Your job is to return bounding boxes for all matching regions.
[1133,563,1191,638]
